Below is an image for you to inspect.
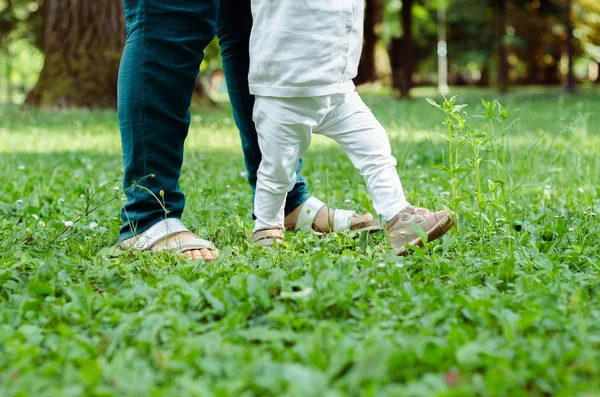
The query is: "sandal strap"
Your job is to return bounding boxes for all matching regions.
[129,218,190,251]
[332,209,358,232]
[253,228,284,243]
[160,238,215,253]
[295,197,327,231]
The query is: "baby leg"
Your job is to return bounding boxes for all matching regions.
[252,96,314,241]
[318,92,454,255]
[317,92,409,221]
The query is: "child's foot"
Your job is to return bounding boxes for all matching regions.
[386,206,455,255]
[284,197,380,233]
[253,228,285,247]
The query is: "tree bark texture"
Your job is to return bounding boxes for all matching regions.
[496,0,510,93]
[400,0,413,98]
[390,0,414,99]
[479,61,490,87]
[355,0,382,85]
[26,0,125,108]
[564,0,576,93]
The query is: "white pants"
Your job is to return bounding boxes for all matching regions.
[253,91,409,232]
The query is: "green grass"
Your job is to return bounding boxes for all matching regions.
[1,85,600,396]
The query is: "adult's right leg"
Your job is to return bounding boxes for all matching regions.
[118,0,217,240]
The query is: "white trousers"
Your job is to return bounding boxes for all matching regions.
[253,91,409,232]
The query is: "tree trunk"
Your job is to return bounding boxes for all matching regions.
[390,0,414,99]
[543,46,560,85]
[497,0,510,93]
[400,0,413,98]
[1,0,15,104]
[355,0,383,85]
[5,48,12,104]
[526,52,539,85]
[564,0,576,93]
[479,62,490,87]
[389,38,402,94]
[596,62,600,83]
[26,0,125,108]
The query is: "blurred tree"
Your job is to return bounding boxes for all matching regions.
[495,0,510,93]
[564,0,576,92]
[0,0,16,102]
[389,0,414,98]
[574,0,600,83]
[356,0,383,85]
[446,0,495,86]
[510,2,553,84]
[25,0,125,108]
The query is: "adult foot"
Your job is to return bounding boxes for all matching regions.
[119,219,218,261]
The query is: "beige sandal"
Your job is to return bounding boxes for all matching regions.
[253,228,285,247]
[118,218,218,259]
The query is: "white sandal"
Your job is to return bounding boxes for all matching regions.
[291,197,380,233]
[118,218,217,257]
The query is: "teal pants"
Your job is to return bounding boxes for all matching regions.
[118,0,310,240]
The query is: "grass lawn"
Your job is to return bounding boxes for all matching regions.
[1,86,600,396]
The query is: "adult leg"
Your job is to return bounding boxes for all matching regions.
[118,0,217,259]
[216,0,310,215]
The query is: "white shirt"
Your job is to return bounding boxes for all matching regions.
[248,0,364,98]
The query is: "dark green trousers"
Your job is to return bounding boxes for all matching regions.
[118,0,310,240]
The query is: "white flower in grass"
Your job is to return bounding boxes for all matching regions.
[240,171,248,178]
[16,199,23,204]
[32,214,39,220]
[39,221,46,227]
[344,199,352,204]
[113,186,120,191]
[18,165,25,170]
[578,187,584,194]
[377,263,386,268]
[63,220,74,227]
[89,222,98,230]
[395,263,404,268]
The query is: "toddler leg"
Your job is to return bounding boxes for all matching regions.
[252,96,314,236]
[318,92,455,255]
[317,92,409,221]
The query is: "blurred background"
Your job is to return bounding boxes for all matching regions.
[0,0,598,107]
